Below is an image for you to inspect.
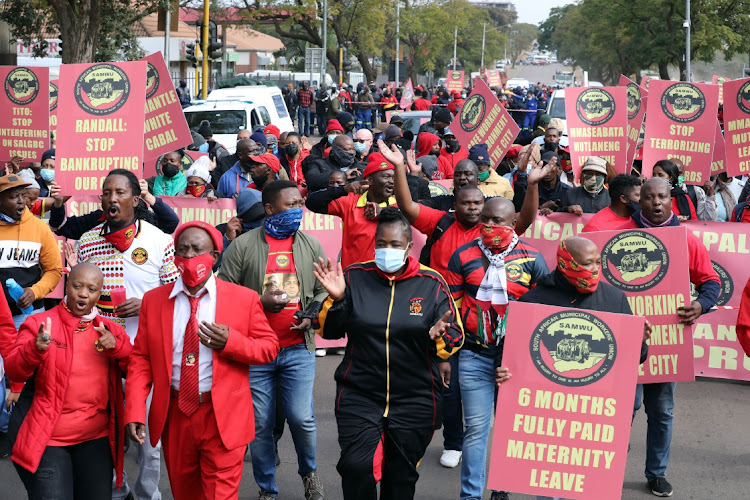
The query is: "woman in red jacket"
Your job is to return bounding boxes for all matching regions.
[5,262,132,500]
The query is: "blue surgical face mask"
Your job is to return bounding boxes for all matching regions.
[40,169,55,182]
[354,141,368,154]
[374,247,407,273]
[328,134,337,145]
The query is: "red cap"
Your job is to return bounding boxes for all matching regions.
[504,145,523,159]
[326,119,344,133]
[173,221,223,254]
[362,152,395,178]
[452,91,461,98]
[263,124,280,139]
[248,153,282,173]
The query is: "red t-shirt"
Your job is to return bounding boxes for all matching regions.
[413,204,480,279]
[329,191,397,268]
[264,236,304,348]
[49,323,110,446]
[412,98,432,111]
[581,206,630,232]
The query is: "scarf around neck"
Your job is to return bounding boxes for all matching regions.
[475,233,519,345]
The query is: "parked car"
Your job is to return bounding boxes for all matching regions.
[183,85,294,153]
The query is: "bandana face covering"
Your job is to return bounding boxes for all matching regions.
[102,220,138,253]
[557,240,600,293]
[174,253,214,287]
[186,185,206,198]
[480,224,515,253]
[264,207,303,239]
[582,173,605,194]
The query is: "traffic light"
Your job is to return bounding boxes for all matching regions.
[342,48,352,72]
[57,40,62,60]
[197,19,223,61]
[186,40,198,68]
[745,67,750,76]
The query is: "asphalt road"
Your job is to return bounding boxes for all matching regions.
[2,355,749,499]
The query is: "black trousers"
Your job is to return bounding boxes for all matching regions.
[336,413,433,500]
[15,436,113,500]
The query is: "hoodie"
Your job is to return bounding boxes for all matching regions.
[0,208,63,315]
[416,132,454,179]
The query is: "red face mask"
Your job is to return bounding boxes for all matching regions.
[480,224,515,253]
[557,241,600,293]
[174,253,214,287]
[102,221,138,253]
[186,185,207,198]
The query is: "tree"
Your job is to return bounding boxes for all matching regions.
[0,0,169,63]
[239,0,388,83]
[507,23,537,68]
[542,0,750,84]
[536,5,573,52]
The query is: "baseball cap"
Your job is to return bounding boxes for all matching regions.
[0,174,31,193]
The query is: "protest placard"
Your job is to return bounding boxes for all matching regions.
[450,77,519,167]
[0,66,50,164]
[693,308,750,382]
[642,80,719,183]
[445,70,465,93]
[584,227,694,383]
[488,301,643,499]
[56,61,147,194]
[712,75,728,105]
[711,120,727,175]
[565,86,629,178]
[685,220,750,308]
[721,77,750,177]
[400,78,414,110]
[619,75,647,171]
[520,213,593,270]
[486,69,502,88]
[49,79,58,138]
[142,52,193,175]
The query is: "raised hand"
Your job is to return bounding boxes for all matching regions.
[313,257,346,301]
[94,322,116,351]
[429,310,452,341]
[377,140,405,167]
[36,317,52,352]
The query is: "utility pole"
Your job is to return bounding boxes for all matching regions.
[684,0,691,82]
[164,6,171,66]
[395,1,400,85]
[480,23,486,70]
[453,27,457,71]
[339,47,343,86]
[321,0,327,86]
[201,0,209,98]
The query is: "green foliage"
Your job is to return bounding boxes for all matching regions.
[507,23,537,68]
[541,0,750,84]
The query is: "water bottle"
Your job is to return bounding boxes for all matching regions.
[6,278,33,315]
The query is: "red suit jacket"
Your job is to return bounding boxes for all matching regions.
[125,279,279,450]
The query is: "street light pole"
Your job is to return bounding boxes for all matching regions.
[453,27,457,71]
[395,1,400,85]
[684,0,691,82]
[164,5,171,66]
[480,23,486,70]
[321,0,327,87]
[201,0,209,99]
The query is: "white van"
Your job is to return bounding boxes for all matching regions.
[183,85,294,154]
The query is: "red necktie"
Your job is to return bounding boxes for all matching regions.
[178,295,201,416]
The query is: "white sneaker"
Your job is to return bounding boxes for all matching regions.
[440,449,462,468]
[315,349,327,357]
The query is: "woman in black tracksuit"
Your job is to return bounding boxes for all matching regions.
[314,207,464,500]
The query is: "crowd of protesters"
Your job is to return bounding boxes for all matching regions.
[0,72,748,500]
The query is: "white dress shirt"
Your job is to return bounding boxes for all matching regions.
[170,274,216,392]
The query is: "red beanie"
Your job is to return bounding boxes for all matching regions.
[263,124,280,139]
[326,119,344,133]
[363,152,395,178]
[173,221,223,253]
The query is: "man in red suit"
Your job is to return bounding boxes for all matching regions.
[125,221,279,500]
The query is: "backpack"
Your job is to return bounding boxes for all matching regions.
[419,211,458,266]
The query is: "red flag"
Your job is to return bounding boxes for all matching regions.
[400,78,414,110]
